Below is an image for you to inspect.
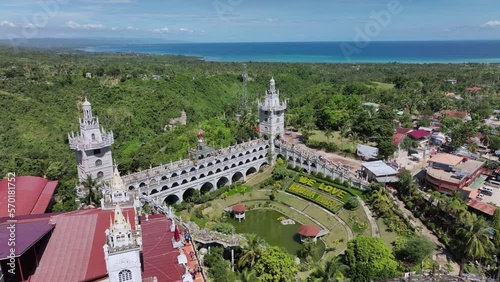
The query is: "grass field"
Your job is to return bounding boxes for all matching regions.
[376,217,399,249]
[309,130,376,152]
[337,206,372,237]
[371,81,395,90]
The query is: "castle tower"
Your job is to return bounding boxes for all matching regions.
[258,77,287,145]
[103,204,142,282]
[69,97,114,184]
[110,166,130,204]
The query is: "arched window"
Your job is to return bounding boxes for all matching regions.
[97,171,104,179]
[91,133,96,141]
[95,159,102,167]
[118,269,132,282]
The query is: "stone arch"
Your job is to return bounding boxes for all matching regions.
[259,162,268,170]
[142,192,147,196]
[149,179,157,185]
[216,159,221,164]
[238,161,244,166]
[183,188,196,201]
[139,182,147,188]
[161,185,169,191]
[190,176,197,182]
[224,157,229,162]
[199,165,205,169]
[252,157,257,161]
[200,182,214,194]
[232,171,244,183]
[259,147,264,151]
[97,171,104,179]
[224,166,229,171]
[245,159,251,163]
[231,163,237,168]
[216,168,222,173]
[208,171,214,176]
[259,155,264,159]
[302,168,309,173]
[164,195,180,205]
[171,172,178,178]
[182,179,188,184]
[95,159,102,167]
[207,162,214,167]
[199,174,206,178]
[288,156,294,162]
[265,145,270,149]
[180,170,187,175]
[150,189,159,195]
[311,162,317,168]
[238,153,244,157]
[190,167,196,172]
[246,167,257,176]
[302,160,308,165]
[217,177,230,188]
[296,158,301,163]
[171,182,179,188]
[276,154,285,161]
[128,185,135,190]
[161,175,168,181]
[246,151,251,155]
[231,155,236,159]
[252,148,257,153]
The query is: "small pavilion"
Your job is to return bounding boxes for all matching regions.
[232,204,246,222]
[298,224,320,242]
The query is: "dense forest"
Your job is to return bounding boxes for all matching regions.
[1,46,500,210]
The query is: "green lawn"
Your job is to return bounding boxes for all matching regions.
[337,206,372,237]
[371,81,395,90]
[376,217,399,250]
[246,166,273,186]
[309,130,376,151]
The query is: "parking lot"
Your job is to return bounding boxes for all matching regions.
[477,184,500,206]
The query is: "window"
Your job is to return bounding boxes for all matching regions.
[94,149,101,155]
[91,133,96,141]
[95,159,102,167]
[118,269,132,282]
[97,171,104,178]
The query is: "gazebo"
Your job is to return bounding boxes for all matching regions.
[232,204,246,222]
[298,225,319,242]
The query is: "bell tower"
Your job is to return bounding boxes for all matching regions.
[258,77,287,145]
[69,97,114,184]
[103,204,142,282]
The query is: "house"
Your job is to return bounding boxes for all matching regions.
[85,72,92,78]
[425,153,485,193]
[356,144,379,161]
[407,130,431,147]
[393,133,406,149]
[361,161,399,183]
[446,79,457,84]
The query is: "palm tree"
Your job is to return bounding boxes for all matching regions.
[340,124,349,150]
[458,214,495,275]
[369,188,392,216]
[350,132,359,153]
[309,256,349,282]
[324,127,334,143]
[298,238,318,261]
[238,234,266,269]
[80,174,102,206]
[237,269,257,282]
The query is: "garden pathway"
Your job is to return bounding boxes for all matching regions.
[277,190,354,241]
[358,196,380,238]
[391,195,460,275]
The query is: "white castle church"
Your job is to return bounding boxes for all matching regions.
[69,78,363,208]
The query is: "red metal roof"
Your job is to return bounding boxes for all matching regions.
[467,199,497,216]
[0,176,58,217]
[141,215,185,282]
[408,130,431,140]
[0,219,54,259]
[30,208,136,282]
[298,225,320,237]
[466,87,482,91]
[395,127,412,134]
[393,133,405,145]
[232,204,246,212]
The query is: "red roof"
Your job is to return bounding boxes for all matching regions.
[466,87,482,91]
[395,127,412,134]
[467,199,497,216]
[0,219,54,259]
[0,176,58,217]
[141,214,185,282]
[408,130,431,140]
[393,133,405,145]
[298,224,320,237]
[31,208,136,282]
[232,204,246,212]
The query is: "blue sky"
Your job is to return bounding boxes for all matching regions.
[1,0,500,42]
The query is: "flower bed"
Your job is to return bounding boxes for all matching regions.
[286,183,343,213]
[294,175,355,203]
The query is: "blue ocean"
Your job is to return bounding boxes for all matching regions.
[80,40,500,63]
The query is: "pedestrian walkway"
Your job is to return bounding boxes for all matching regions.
[358,196,380,238]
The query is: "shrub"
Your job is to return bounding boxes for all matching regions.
[212,222,235,235]
[343,180,350,188]
[344,197,359,210]
[287,164,294,170]
[325,175,333,182]
[333,178,342,185]
[194,207,204,219]
[316,172,324,179]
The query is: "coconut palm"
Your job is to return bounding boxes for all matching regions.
[458,214,495,275]
[309,256,349,282]
[369,188,392,216]
[237,268,257,282]
[80,174,102,206]
[298,238,318,260]
[238,234,266,269]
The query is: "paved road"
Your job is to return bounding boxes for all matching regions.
[358,196,380,238]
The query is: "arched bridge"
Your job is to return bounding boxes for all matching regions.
[122,139,270,204]
[274,140,367,189]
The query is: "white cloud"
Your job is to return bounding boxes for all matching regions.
[482,20,500,28]
[179,28,194,33]
[153,27,169,33]
[127,26,138,31]
[0,20,16,27]
[66,21,105,30]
